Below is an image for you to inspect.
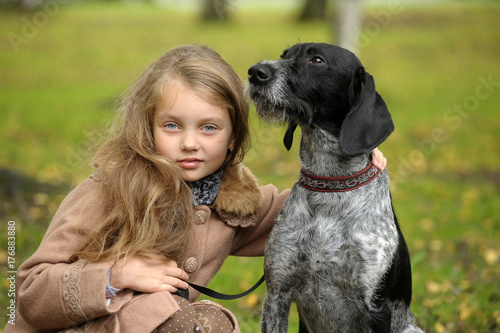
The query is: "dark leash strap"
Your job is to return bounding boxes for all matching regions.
[178,275,265,301]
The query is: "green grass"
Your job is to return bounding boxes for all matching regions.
[1,2,500,332]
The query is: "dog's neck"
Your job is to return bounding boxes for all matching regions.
[299,162,380,192]
[299,127,372,178]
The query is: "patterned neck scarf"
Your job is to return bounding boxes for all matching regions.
[187,168,224,206]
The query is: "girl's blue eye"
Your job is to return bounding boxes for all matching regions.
[203,125,216,132]
[165,123,178,130]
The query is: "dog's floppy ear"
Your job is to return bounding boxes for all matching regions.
[339,68,394,156]
[283,121,297,151]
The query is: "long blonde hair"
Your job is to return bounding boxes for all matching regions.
[73,45,250,264]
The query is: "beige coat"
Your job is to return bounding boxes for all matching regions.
[4,164,289,333]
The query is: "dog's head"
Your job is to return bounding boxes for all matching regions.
[247,42,394,156]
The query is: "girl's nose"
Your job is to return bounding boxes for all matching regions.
[181,131,200,151]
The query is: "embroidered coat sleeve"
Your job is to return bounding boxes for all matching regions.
[15,178,181,331]
[230,184,290,257]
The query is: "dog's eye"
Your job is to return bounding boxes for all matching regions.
[310,56,325,64]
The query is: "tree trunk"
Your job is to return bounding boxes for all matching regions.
[300,0,327,21]
[336,0,362,55]
[201,0,228,21]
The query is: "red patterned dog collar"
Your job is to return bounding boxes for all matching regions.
[299,162,380,192]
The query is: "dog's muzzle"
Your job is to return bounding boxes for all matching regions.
[248,63,275,85]
[248,62,297,150]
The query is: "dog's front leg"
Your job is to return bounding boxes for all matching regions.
[261,288,292,333]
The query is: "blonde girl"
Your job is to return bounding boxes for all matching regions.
[5,44,386,333]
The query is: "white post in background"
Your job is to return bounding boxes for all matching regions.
[336,0,362,55]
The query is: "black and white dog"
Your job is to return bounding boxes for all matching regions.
[247,43,423,333]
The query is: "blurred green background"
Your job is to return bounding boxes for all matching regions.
[1,0,499,332]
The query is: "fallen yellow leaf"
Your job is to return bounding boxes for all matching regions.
[493,310,500,324]
[245,293,259,308]
[423,298,442,308]
[425,281,442,294]
[430,240,443,252]
[483,248,498,265]
[460,306,473,320]
[33,192,49,206]
[29,206,43,220]
[420,218,434,232]
[0,250,7,264]
[459,280,471,291]
[434,322,446,333]
[441,280,454,293]
[461,187,480,204]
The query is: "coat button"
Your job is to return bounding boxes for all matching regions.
[194,210,208,225]
[184,257,199,273]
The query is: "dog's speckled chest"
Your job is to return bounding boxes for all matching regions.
[264,173,398,312]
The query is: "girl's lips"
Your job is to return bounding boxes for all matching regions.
[179,159,202,169]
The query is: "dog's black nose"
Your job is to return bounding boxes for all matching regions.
[248,64,273,85]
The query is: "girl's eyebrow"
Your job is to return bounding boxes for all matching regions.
[155,112,174,123]
[155,113,226,126]
[201,117,225,125]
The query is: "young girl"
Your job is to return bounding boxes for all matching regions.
[5,44,386,333]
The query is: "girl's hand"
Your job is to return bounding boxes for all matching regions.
[372,147,387,171]
[109,256,189,293]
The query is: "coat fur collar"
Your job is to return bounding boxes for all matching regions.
[212,164,263,228]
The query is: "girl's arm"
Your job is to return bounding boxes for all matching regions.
[15,177,184,330]
[230,184,290,257]
[16,178,114,328]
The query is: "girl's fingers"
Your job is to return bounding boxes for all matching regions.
[164,285,178,293]
[168,276,189,290]
[371,148,387,171]
[165,265,189,281]
[157,277,188,293]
